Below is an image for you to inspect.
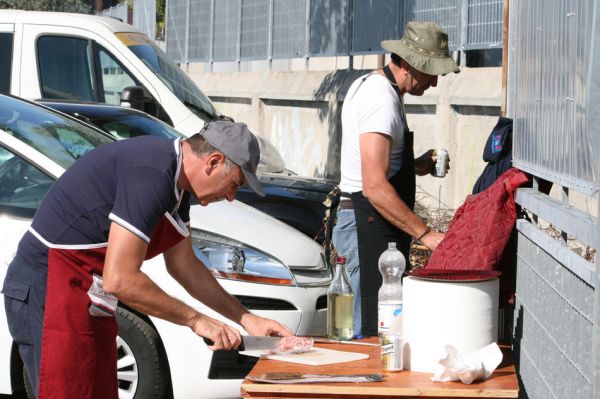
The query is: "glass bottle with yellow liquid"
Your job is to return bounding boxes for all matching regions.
[327,255,354,340]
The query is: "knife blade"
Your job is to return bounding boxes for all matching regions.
[203,336,282,351]
[240,336,282,351]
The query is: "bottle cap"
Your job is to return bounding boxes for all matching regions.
[336,255,346,264]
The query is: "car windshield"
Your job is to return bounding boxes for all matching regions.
[0,95,113,169]
[116,32,218,122]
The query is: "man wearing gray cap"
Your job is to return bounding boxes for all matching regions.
[2,119,291,397]
[332,22,459,337]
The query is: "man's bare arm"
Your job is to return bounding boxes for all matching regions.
[102,222,243,350]
[360,132,443,250]
[163,235,293,338]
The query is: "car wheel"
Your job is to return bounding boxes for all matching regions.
[19,309,170,399]
[116,307,170,399]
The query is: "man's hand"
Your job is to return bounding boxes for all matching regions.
[414,149,438,176]
[189,314,243,351]
[240,313,293,337]
[420,230,445,251]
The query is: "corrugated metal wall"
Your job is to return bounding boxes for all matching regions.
[466,0,503,49]
[515,225,594,398]
[166,0,505,63]
[352,0,402,53]
[240,0,269,60]
[188,0,212,61]
[271,0,307,59]
[508,1,600,397]
[309,0,350,56]
[165,0,188,62]
[133,0,156,39]
[404,0,461,49]
[509,0,596,194]
[212,0,239,61]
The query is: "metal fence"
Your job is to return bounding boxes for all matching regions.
[165,0,504,63]
[101,1,156,39]
[100,2,128,22]
[507,0,600,398]
[133,0,157,39]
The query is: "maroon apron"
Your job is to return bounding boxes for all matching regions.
[37,212,189,399]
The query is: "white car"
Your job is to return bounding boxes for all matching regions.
[0,94,330,398]
[0,10,286,173]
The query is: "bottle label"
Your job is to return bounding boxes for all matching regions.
[380,332,403,371]
[378,302,402,333]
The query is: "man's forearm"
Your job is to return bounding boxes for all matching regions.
[168,259,250,326]
[364,182,428,239]
[107,269,202,328]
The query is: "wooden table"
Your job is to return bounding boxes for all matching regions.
[241,339,518,398]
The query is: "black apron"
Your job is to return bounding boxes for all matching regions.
[351,66,416,337]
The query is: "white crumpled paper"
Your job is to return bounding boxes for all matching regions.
[431,342,503,384]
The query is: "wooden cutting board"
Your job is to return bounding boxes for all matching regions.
[263,347,369,366]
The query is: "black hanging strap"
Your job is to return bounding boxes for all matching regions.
[383,65,403,101]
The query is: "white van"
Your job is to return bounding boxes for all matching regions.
[0,9,285,172]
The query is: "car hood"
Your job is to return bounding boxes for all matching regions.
[258,173,336,194]
[188,200,326,270]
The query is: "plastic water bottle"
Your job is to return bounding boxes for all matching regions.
[377,242,406,335]
[327,256,354,340]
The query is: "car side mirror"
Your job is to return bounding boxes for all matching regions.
[120,86,173,126]
[120,86,152,111]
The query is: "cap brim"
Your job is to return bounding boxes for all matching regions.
[241,167,265,197]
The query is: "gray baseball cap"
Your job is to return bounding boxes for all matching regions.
[200,120,265,197]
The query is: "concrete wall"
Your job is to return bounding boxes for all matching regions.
[184,60,502,210]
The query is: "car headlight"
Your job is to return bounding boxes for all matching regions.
[191,229,295,286]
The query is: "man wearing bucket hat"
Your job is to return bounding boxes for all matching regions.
[2,120,292,398]
[332,21,459,337]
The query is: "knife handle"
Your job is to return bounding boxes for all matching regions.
[202,337,245,351]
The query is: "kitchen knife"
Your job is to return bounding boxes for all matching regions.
[203,336,282,351]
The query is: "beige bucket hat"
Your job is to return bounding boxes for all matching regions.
[381,21,460,75]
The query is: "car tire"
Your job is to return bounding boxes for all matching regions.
[19,308,170,399]
[116,307,170,399]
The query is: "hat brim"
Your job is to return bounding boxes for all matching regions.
[381,40,460,75]
[241,166,265,197]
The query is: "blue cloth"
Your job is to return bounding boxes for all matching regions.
[472,117,513,195]
[331,208,361,337]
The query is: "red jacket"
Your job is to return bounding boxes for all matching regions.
[425,168,530,274]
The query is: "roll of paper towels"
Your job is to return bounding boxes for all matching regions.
[402,276,499,373]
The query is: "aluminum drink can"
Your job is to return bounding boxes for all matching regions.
[431,149,448,178]
[380,332,403,372]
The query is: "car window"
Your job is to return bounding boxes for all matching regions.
[37,36,96,102]
[0,32,13,94]
[0,95,113,169]
[116,33,218,121]
[0,145,53,218]
[97,46,138,105]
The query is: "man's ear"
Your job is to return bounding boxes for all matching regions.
[400,60,411,74]
[205,152,225,175]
